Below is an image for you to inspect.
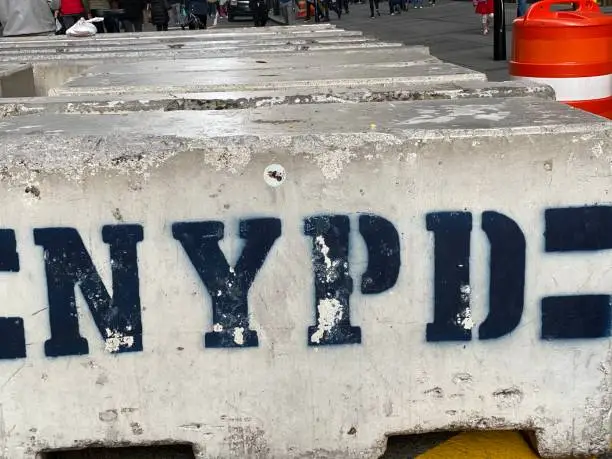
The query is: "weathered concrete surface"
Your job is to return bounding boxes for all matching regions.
[51,62,485,96]
[0,97,610,458]
[0,24,343,44]
[0,36,379,56]
[3,35,418,97]
[0,45,494,105]
[0,64,35,98]
[1,97,595,138]
[0,25,352,49]
[0,81,556,117]
[0,21,610,459]
[31,62,94,97]
[79,46,433,73]
[0,25,404,63]
[47,49,481,96]
[26,46,428,95]
[71,47,437,83]
[0,41,404,63]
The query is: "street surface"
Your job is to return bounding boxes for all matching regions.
[221,0,518,80]
[222,0,612,81]
[215,1,519,80]
[327,0,516,80]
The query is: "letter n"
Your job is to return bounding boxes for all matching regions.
[34,225,144,357]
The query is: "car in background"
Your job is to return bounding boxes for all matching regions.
[227,0,253,20]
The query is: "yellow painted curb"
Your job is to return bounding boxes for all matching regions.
[416,431,539,459]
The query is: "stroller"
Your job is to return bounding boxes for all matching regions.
[178,0,207,28]
[389,0,403,13]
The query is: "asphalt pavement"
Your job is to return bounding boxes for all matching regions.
[206,0,516,80]
[310,0,518,81]
[263,1,612,81]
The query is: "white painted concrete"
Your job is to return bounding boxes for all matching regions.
[0,97,609,458]
[0,23,608,459]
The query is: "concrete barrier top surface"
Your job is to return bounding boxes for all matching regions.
[0,24,611,459]
[0,41,405,63]
[45,42,481,98]
[0,97,603,147]
[0,96,607,185]
[0,63,30,74]
[0,63,35,98]
[53,62,485,96]
[77,48,434,74]
[0,36,375,56]
[0,25,408,67]
[0,80,556,118]
[0,23,341,44]
[0,25,371,59]
[0,30,366,49]
[0,63,33,85]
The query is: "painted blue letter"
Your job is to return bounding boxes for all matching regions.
[542,206,612,339]
[173,218,281,348]
[34,225,144,357]
[478,211,526,340]
[304,215,361,346]
[0,229,25,359]
[426,212,472,342]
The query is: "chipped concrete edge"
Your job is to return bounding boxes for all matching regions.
[0,84,556,118]
[0,125,610,189]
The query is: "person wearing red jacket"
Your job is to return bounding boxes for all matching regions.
[55,0,91,30]
[473,0,493,35]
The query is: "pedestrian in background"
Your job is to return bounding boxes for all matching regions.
[314,0,330,21]
[207,0,219,26]
[304,0,314,20]
[339,0,349,14]
[120,0,145,31]
[219,0,228,18]
[389,0,402,14]
[279,0,296,23]
[249,0,268,25]
[369,0,380,18]
[90,0,110,32]
[186,0,208,28]
[149,0,171,30]
[56,0,91,30]
[169,0,182,25]
[104,0,123,32]
[473,0,493,34]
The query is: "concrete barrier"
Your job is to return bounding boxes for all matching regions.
[0,25,402,64]
[0,24,610,459]
[0,95,611,458]
[50,63,484,96]
[0,80,555,118]
[0,64,35,98]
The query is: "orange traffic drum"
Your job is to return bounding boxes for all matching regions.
[510,0,612,119]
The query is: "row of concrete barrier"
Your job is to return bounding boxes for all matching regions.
[0,23,610,459]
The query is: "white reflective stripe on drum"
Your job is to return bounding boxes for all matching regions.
[512,74,612,102]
